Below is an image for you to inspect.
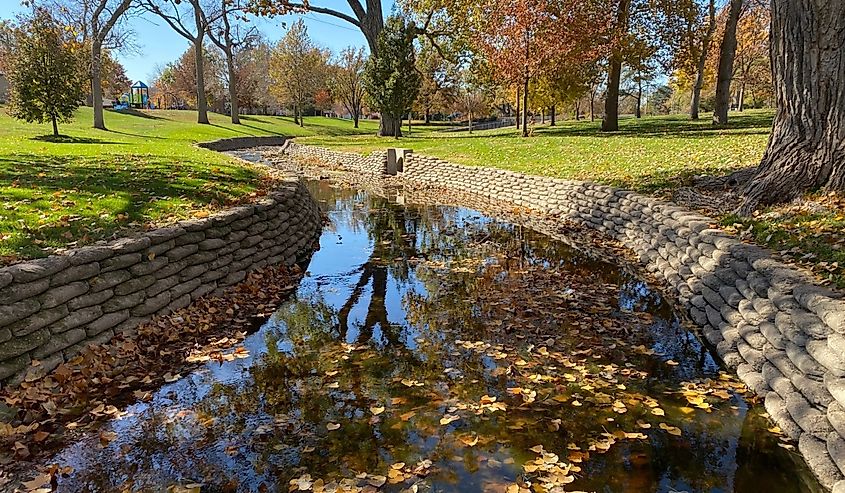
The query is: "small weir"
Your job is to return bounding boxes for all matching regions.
[42,172,821,492]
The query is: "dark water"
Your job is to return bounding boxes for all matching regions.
[43,177,821,493]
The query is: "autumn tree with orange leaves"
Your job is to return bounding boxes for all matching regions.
[471,0,609,137]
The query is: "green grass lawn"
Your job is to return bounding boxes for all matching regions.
[0,107,375,261]
[300,110,773,192]
[2,107,842,289]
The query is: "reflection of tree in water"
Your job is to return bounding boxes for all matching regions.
[321,186,469,346]
[57,184,820,493]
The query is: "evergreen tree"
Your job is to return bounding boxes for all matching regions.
[363,16,420,138]
[7,9,85,137]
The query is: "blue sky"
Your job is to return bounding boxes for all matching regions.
[0,0,386,82]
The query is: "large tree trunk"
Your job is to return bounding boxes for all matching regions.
[603,58,622,131]
[602,0,630,132]
[550,105,556,126]
[690,0,717,120]
[712,0,743,125]
[424,108,430,124]
[91,40,106,130]
[521,74,529,137]
[379,114,402,137]
[353,112,360,128]
[690,77,703,120]
[194,38,210,125]
[226,50,240,125]
[635,79,642,118]
[360,17,383,57]
[51,114,58,137]
[739,0,845,214]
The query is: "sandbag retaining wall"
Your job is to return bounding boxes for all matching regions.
[0,175,321,386]
[283,141,845,491]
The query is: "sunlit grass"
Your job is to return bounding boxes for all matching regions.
[300,110,773,192]
[0,107,374,260]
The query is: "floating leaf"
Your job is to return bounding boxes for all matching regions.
[459,434,479,447]
[659,423,682,436]
[368,475,387,487]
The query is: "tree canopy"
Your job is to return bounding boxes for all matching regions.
[7,9,86,136]
[363,16,421,137]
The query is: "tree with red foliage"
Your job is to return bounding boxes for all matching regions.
[471,0,609,136]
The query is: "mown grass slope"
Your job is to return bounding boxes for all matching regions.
[300,110,773,192]
[0,108,374,260]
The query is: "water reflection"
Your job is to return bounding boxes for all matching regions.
[45,179,820,493]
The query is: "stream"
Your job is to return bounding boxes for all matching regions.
[40,168,822,492]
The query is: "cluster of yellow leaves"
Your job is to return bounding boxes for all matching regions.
[287,460,434,492]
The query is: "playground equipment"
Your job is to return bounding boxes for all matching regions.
[129,81,150,109]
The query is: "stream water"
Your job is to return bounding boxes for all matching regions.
[42,174,822,493]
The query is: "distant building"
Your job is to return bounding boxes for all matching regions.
[0,72,8,103]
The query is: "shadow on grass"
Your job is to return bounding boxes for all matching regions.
[210,123,254,137]
[430,112,774,142]
[109,108,166,120]
[240,123,286,137]
[544,112,773,138]
[31,134,125,145]
[105,129,166,140]
[0,153,263,258]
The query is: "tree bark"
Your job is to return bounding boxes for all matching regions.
[226,50,240,124]
[690,0,717,121]
[353,112,360,128]
[635,79,642,118]
[739,0,845,213]
[91,40,106,130]
[194,38,210,124]
[603,57,622,131]
[89,0,131,130]
[738,83,745,111]
[51,114,58,136]
[515,84,521,130]
[379,115,402,137]
[424,108,430,124]
[521,74,529,137]
[690,79,703,120]
[550,105,555,126]
[712,0,743,125]
[602,0,630,132]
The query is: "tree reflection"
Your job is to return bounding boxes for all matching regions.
[54,182,820,493]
